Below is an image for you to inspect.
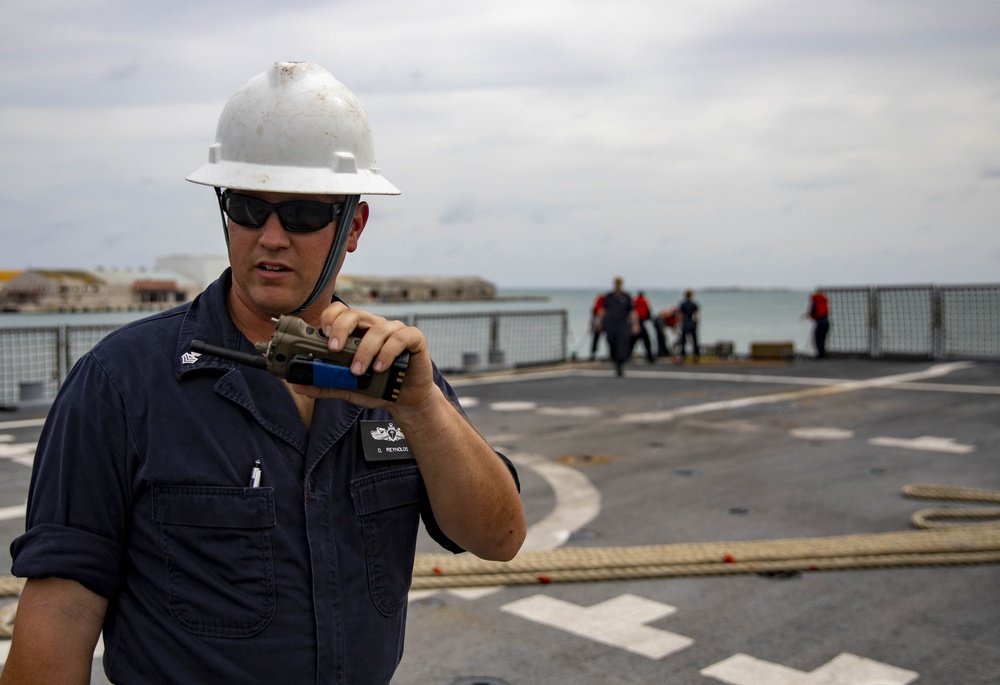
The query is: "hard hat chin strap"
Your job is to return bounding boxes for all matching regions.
[293,195,360,314]
[214,187,230,249]
[213,187,360,315]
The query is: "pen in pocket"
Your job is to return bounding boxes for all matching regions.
[249,459,262,488]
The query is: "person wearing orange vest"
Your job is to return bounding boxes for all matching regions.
[654,306,679,358]
[631,291,655,363]
[806,288,830,358]
[588,293,605,360]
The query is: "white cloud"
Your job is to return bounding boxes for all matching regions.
[1,0,998,287]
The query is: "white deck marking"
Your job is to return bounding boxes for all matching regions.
[510,452,602,551]
[447,362,999,396]
[575,364,1000,396]
[538,406,603,418]
[0,419,46,430]
[882,381,1000,395]
[409,449,601,602]
[619,362,973,423]
[489,401,538,411]
[580,369,845,386]
[0,504,26,521]
[701,652,918,685]
[790,427,855,440]
[682,418,760,433]
[0,442,36,467]
[501,594,693,659]
[868,435,975,454]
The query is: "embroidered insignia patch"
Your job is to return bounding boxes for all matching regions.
[370,423,405,442]
[180,351,201,365]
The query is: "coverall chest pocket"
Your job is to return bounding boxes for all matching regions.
[152,485,276,638]
[350,466,423,617]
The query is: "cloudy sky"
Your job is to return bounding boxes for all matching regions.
[2,0,998,290]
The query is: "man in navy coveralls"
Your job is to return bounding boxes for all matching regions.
[2,62,526,685]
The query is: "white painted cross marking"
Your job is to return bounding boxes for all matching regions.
[500,593,693,659]
[867,435,974,454]
[701,652,918,685]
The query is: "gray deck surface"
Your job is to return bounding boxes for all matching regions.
[1,356,997,683]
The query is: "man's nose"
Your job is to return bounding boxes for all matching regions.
[257,211,291,247]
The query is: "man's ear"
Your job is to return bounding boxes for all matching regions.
[345,201,369,253]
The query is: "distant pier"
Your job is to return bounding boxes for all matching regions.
[0,269,500,313]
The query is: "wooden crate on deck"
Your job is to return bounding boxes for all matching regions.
[750,341,794,360]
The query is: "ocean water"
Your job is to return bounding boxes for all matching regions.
[500,287,815,357]
[0,287,816,356]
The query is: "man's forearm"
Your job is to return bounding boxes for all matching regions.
[0,578,107,685]
[390,389,526,561]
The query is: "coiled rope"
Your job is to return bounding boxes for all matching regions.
[1,485,997,638]
[410,484,1000,589]
[902,483,1000,529]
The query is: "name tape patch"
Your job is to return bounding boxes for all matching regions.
[360,420,414,462]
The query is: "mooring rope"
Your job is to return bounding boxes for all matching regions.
[903,483,1000,529]
[0,485,997,638]
[410,484,1000,589]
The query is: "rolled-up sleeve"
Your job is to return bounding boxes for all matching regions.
[11,353,133,599]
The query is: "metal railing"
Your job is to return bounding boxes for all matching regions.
[0,324,121,407]
[822,284,1000,359]
[3,284,997,406]
[412,310,567,372]
[0,310,568,407]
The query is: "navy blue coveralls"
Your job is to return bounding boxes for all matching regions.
[11,272,518,684]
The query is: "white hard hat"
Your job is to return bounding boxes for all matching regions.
[186,61,400,195]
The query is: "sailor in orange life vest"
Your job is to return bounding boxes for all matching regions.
[654,307,680,358]
[631,291,656,363]
[805,288,830,358]
[588,293,605,360]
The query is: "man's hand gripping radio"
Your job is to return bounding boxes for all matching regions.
[192,315,409,402]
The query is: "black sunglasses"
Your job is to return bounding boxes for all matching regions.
[221,190,346,233]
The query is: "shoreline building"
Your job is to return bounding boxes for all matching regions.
[1,267,198,313]
[1,256,498,313]
[335,274,497,305]
[153,255,500,305]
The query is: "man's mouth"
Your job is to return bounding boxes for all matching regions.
[259,264,289,272]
